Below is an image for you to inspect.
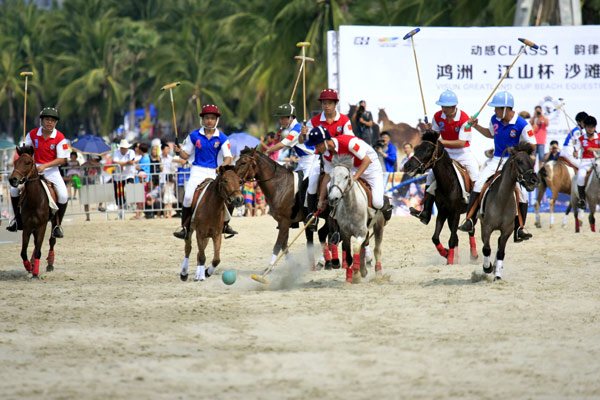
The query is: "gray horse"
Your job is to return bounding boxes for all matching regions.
[327,161,385,283]
[479,144,538,280]
[570,159,600,233]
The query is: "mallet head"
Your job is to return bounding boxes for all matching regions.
[294,56,315,63]
[518,38,539,50]
[20,71,34,76]
[161,82,181,91]
[403,28,421,40]
[296,41,311,47]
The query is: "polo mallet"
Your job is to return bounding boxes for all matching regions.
[161,82,181,145]
[20,71,34,143]
[296,41,311,124]
[403,28,428,124]
[465,38,539,130]
[290,53,315,105]
[251,210,321,284]
[554,99,579,145]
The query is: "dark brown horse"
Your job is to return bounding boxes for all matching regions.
[403,132,478,264]
[235,147,333,270]
[479,144,538,280]
[8,146,59,278]
[181,166,244,281]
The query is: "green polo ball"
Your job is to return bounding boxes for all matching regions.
[222,270,236,285]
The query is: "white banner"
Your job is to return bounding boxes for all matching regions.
[334,25,600,164]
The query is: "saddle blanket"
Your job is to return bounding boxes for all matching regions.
[41,180,59,214]
[426,164,470,204]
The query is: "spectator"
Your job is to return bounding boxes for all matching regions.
[260,132,280,161]
[375,131,397,172]
[255,185,266,216]
[352,100,375,145]
[398,142,414,171]
[242,181,255,217]
[149,142,162,176]
[64,151,81,200]
[530,106,549,163]
[134,142,150,219]
[541,140,560,167]
[160,143,174,186]
[162,174,177,218]
[112,139,136,219]
[81,155,105,221]
[145,176,162,219]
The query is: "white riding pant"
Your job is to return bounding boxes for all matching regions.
[473,156,528,203]
[10,166,68,204]
[356,164,384,209]
[576,158,596,186]
[425,149,479,187]
[183,165,216,207]
[563,146,580,167]
[297,154,320,195]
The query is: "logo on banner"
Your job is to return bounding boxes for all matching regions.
[353,36,370,46]
[377,37,399,47]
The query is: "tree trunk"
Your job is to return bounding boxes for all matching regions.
[7,89,16,142]
[129,82,136,134]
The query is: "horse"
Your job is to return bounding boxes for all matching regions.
[181,166,244,281]
[570,159,600,233]
[403,132,478,264]
[234,147,333,270]
[478,143,538,280]
[8,145,59,278]
[377,108,421,148]
[327,161,385,283]
[534,160,574,228]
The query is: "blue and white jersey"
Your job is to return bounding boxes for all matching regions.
[181,128,232,168]
[563,126,582,147]
[279,119,315,157]
[488,114,536,157]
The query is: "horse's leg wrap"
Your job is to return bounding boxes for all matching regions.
[575,218,580,232]
[23,260,32,272]
[591,223,596,232]
[180,258,189,280]
[47,250,55,266]
[342,250,348,269]
[32,259,40,276]
[469,236,478,259]
[330,244,338,260]
[352,253,360,272]
[375,261,382,275]
[435,243,448,258]
[194,265,205,281]
[494,259,503,280]
[322,244,331,261]
[447,248,455,264]
[346,266,353,283]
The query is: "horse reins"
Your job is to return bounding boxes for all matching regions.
[14,154,41,184]
[411,140,443,173]
[330,164,354,200]
[240,153,277,183]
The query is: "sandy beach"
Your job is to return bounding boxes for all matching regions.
[1,213,599,399]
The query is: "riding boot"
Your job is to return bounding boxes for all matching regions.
[173,206,192,239]
[514,203,533,243]
[305,193,319,231]
[51,202,68,239]
[6,196,23,232]
[223,223,238,238]
[577,185,587,209]
[409,192,434,225]
[458,191,480,233]
[382,196,394,222]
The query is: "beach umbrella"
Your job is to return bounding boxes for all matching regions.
[71,134,111,155]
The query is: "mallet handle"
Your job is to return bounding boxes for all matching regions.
[169,88,179,141]
[23,76,28,142]
[289,58,305,104]
[410,36,428,124]
[302,45,307,124]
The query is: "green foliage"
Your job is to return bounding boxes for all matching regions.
[0,0,597,141]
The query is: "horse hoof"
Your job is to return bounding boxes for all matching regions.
[483,265,493,274]
[180,273,188,281]
[31,274,39,279]
[331,259,340,269]
[494,276,502,281]
[534,222,541,228]
[46,265,54,272]
[324,260,333,270]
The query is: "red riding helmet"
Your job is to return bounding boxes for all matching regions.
[199,104,221,117]
[318,88,339,102]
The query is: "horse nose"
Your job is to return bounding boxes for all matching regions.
[9,177,19,187]
[233,195,244,207]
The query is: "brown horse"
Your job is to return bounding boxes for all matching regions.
[8,146,59,278]
[377,108,421,148]
[180,166,244,281]
[534,160,574,228]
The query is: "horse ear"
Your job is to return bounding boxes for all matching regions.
[16,146,23,155]
[217,165,224,175]
[25,145,34,156]
[507,146,516,155]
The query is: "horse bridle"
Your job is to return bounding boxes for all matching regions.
[410,140,443,173]
[330,164,354,201]
[215,172,238,205]
[239,152,277,183]
[508,151,535,186]
[12,153,40,185]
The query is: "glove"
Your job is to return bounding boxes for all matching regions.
[317,198,328,212]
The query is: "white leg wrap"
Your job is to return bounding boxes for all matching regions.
[194,265,205,281]
[495,260,503,278]
[181,258,189,275]
[270,254,278,266]
[535,213,541,223]
[364,245,372,258]
[562,214,568,226]
[549,213,554,225]
[207,265,215,275]
[483,256,490,270]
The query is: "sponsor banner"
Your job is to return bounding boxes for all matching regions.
[334,25,600,164]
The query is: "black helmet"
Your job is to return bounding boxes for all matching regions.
[40,107,59,120]
[583,116,597,127]
[575,112,589,123]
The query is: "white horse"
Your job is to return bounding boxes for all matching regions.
[570,158,600,233]
[327,162,385,283]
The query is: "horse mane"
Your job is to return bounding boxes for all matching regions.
[332,154,354,169]
[17,145,34,156]
[421,130,439,143]
[510,142,534,155]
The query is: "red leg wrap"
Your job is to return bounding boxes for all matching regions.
[23,260,32,272]
[469,236,478,258]
[375,261,382,272]
[575,218,580,232]
[591,223,596,232]
[342,251,348,269]
[352,253,360,272]
[312,264,316,271]
[330,244,338,259]
[322,244,331,261]
[447,248,455,264]
[33,259,40,276]
[435,243,448,258]
[346,266,353,283]
[47,250,55,266]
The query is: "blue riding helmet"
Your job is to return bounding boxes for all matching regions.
[435,90,458,106]
[305,125,331,147]
[488,91,514,108]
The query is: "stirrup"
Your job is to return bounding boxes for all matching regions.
[173,226,188,240]
[514,227,532,243]
[305,213,318,231]
[409,207,430,225]
[51,225,64,239]
[6,219,18,232]
[458,218,474,233]
[223,225,237,239]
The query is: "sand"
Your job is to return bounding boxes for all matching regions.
[0,213,599,399]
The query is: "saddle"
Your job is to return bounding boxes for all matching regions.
[357,178,373,209]
[557,156,578,173]
[467,171,524,228]
[584,165,598,187]
[25,177,58,214]
[191,178,214,212]
[452,160,473,193]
